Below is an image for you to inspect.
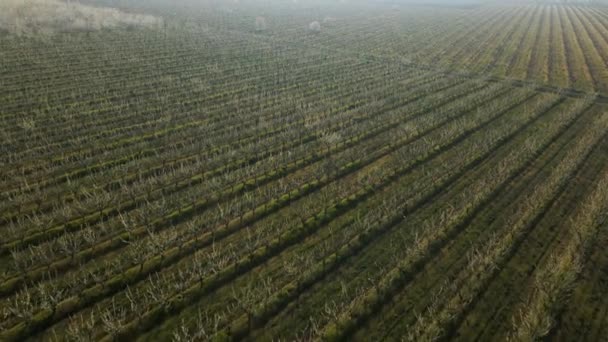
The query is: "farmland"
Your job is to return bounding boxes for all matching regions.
[1,0,608,341]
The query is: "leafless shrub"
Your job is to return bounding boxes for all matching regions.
[0,0,163,36]
[255,16,266,32]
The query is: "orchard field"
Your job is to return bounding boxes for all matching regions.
[1,0,607,341]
